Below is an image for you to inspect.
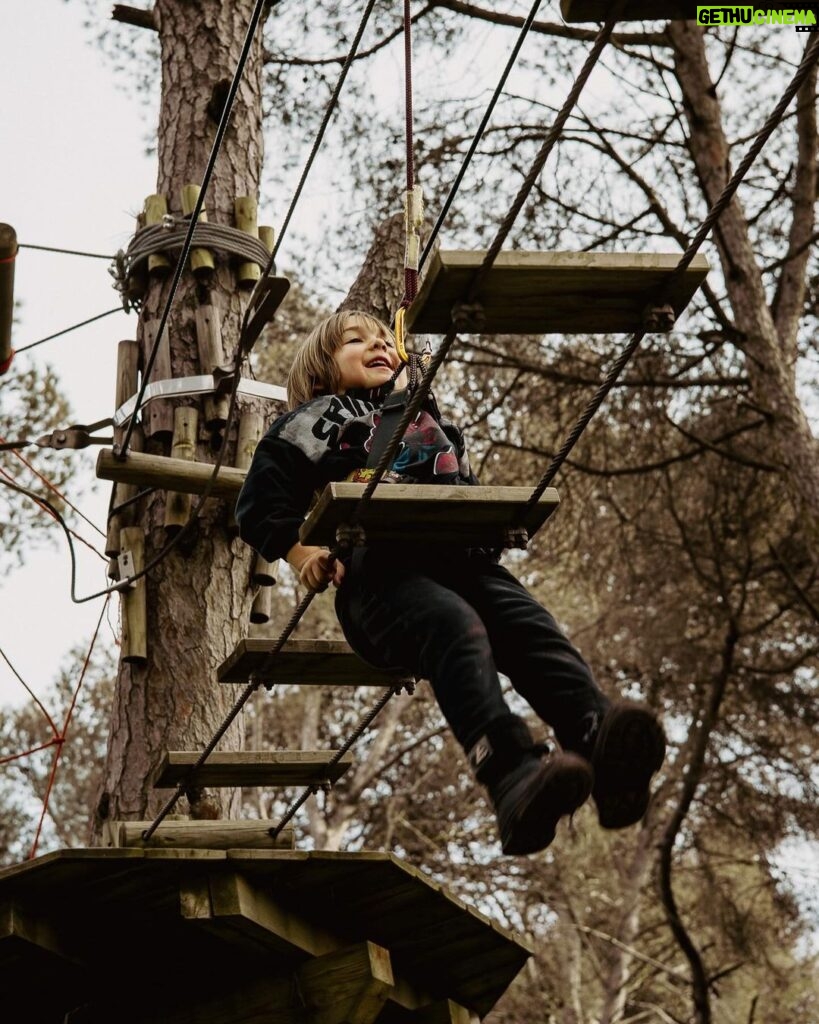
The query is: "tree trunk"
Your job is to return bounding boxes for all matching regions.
[93,0,266,832]
[668,23,819,536]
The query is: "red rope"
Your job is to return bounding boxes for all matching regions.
[10,445,106,539]
[0,739,61,767]
[29,596,109,859]
[0,253,16,264]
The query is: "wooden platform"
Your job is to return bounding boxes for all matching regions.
[218,636,411,686]
[0,849,531,1023]
[561,0,693,21]
[155,750,353,788]
[299,482,559,549]
[404,251,709,335]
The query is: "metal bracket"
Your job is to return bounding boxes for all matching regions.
[116,549,137,591]
[642,303,676,333]
[503,526,529,551]
[335,523,366,551]
[451,301,486,333]
[36,418,114,451]
[112,374,288,428]
[240,275,291,356]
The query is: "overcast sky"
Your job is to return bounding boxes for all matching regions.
[1,0,156,709]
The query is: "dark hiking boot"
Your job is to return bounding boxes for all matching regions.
[585,701,666,829]
[469,716,594,855]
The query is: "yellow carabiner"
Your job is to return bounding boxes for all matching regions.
[394,306,410,364]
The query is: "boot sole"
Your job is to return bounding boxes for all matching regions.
[502,754,593,856]
[592,704,666,830]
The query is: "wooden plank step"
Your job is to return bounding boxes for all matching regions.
[561,0,693,22]
[218,636,411,686]
[154,751,353,789]
[299,483,559,549]
[404,251,709,335]
[103,819,296,850]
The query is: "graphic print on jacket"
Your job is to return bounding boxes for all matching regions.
[342,409,461,483]
[275,392,472,486]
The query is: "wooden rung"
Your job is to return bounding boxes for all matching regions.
[103,819,296,850]
[299,483,559,549]
[218,637,411,686]
[560,0,693,22]
[405,251,709,335]
[97,448,245,499]
[154,750,353,789]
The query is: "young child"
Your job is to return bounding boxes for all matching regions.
[237,310,666,855]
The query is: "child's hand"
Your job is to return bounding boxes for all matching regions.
[298,549,345,591]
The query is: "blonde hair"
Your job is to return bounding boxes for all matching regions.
[286,310,394,409]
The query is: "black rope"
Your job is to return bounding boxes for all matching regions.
[521,30,819,510]
[119,0,279,459]
[19,243,115,260]
[352,13,622,521]
[419,0,544,271]
[258,0,378,278]
[15,308,122,355]
[269,683,405,840]
[142,587,317,840]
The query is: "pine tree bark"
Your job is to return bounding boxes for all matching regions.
[93,0,267,832]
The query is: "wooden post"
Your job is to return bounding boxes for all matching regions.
[234,196,261,287]
[180,183,215,276]
[106,341,143,563]
[164,407,199,534]
[230,411,264,533]
[193,304,229,429]
[143,195,170,274]
[0,223,18,374]
[120,526,147,664]
[143,319,174,438]
[259,224,274,258]
[297,941,394,1024]
[249,585,272,624]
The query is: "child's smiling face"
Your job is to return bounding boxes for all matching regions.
[334,315,400,392]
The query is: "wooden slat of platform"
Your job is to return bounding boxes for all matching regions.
[154,750,353,788]
[218,637,409,685]
[561,0,693,22]
[0,850,531,1019]
[299,483,560,548]
[404,251,709,335]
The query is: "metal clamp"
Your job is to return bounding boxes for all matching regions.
[36,418,114,451]
[335,523,366,551]
[451,301,486,332]
[642,303,676,333]
[503,526,529,551]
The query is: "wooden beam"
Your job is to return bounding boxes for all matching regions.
[412,1000,480,1024]
[561,0,693,21]
[120,526,147,664]
[154,750,353,788]
[299,483,560,549]
[112,5,157,30]
[0,898,81,966]
[404,250,709,335]
[218,637,411,687]
[0,223,17,374]
[181,871,435,1015]
[103,819,296,850]
[97,448,246,499]
[298,942,393,1024]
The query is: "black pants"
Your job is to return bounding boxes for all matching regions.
[335,547,610,755]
